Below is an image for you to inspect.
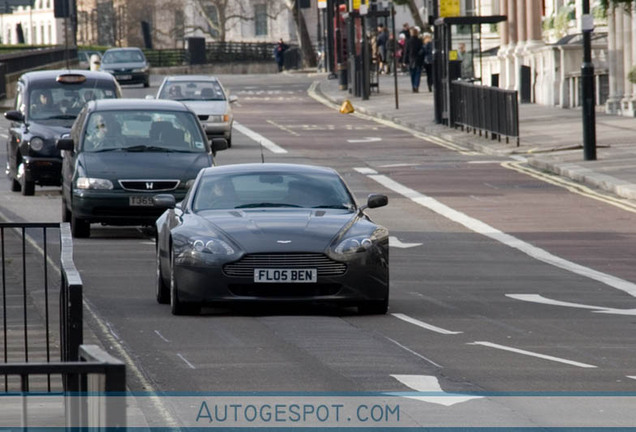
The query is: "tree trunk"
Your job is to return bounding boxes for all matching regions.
[291,2,317,68]
[406,0,426,32]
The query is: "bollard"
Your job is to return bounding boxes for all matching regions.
[338,63,348,90]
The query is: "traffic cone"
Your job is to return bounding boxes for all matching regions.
[339,99,354,114]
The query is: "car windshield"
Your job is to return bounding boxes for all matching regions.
[158,80,227,102]
[102,50,145,64]
[82,110,208,153]
[28,83,118,121]
[193,172,356,211]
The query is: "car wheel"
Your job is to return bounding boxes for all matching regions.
[143,79,150,88]
[156,243,170,304]
[16,161,34,196]
[10,177,21,192]
[170,249,200,315]
[358,298,389,315]
[70,212,90,238]
[226,135,232,148]
[61,198,71,223]
[21,180,35,196]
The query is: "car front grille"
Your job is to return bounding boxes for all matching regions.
[223,253,347,278]
[228,284,341,297]
[119,180,179,191]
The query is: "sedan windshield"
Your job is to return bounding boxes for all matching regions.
[193,172,356,211]
[28,85,117,121]
[82,110,208,153]
[102,50,146,64]
[159,81,227,102]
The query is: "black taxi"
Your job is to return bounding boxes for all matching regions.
[4,70,121,195]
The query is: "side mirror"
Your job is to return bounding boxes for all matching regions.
[153,194,176,209]
[366,194,388,209]
[4,110,24,122]
[210,137,228,153]
[229,95,238,103]
[56,138,75,151]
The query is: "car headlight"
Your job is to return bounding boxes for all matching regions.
[333,236,375,255]
[29,137,44,151]
[132,67,148,73]
[76,177,113,190]
[185,179,196,189]
[191,238,235,255]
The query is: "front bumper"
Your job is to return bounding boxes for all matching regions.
[173,252,389,305]
[202,122,232,140]
[72,189,186,226]
[23,156,62,186]
[107,71,148,85]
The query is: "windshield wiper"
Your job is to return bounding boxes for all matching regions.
[312,204,352,210]
[93,147,124,153]
[235,203,301,209]
[44,114,77,120]
[123,145,189,153]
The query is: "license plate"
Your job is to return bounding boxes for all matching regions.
[129,195,154,206]
[118,74,132,80]
[254,269,317,283]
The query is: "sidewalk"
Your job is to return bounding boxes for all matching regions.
[313,72,636,201]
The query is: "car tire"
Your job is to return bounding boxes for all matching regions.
[61,198,71,223]
[358,298,389,315]
[143,79,150,88]
[170,249,200,315]
[21,179,35,196]
[156,244,170,304]
[71,212,90,238]
[10,177,21,192]
[227,135,232,148]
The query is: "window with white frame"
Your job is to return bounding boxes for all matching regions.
[254,4,267,36]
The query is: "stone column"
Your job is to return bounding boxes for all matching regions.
[525,0,543,49]
[622,9,633,115]
[615,7,625,110]
[514,0,527,93]
[606,7,620,114]
[504,0,517,90]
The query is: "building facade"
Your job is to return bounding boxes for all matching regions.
[0,0,64,45]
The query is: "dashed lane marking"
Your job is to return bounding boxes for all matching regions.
[469,341,597,368]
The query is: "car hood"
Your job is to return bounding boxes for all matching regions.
[195,210,359,253]
[180,100,228,116]
[80,152,211,179]
[28,121,73,134]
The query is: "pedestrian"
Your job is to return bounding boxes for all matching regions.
[397,33,407,73]
[421,33,434,92]
[386,32,396,74]
[376,24,388,74]
[404,26,423,92]
[274,38,289,72]
[458,43,474,80]
[400,23,410,41]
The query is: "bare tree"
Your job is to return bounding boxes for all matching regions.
[394,0,426,31]
[191,0,287,42]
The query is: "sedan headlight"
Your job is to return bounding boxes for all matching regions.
[333,235,375,255]
[132,67,148,73]
[76,177,113,190]
[177,235,238,266]
[191,238,235,255]
[29,137,44,151]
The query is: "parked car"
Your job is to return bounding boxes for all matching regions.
[154,163,389,316]
[155,75,237,147]
[57,98,228,238]
[100,47,150,87]
[4,70,121,196]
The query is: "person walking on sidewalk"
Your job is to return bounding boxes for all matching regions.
[421,33,434,92]
[376,24,389,74]
[404,27,424,92]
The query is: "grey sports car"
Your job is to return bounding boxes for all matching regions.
[154,163,390,316]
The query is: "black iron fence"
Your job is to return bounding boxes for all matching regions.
[451,81,520,146]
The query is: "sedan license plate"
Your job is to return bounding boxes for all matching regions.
[118,74,132,80]
[254,269,317,283]
[129,196,154,206]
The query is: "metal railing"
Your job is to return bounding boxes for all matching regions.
[451,80,520,146]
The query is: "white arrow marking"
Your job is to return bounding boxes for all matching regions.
[389,236,422,248]
[470,341,597,368]
[507,294,636,316]
[392,313,462,335]
[347,137,382,143]
[391,375,482,406]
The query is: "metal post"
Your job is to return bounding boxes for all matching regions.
[391,2,398,109]
[362,15,369,100]
[581,0,596,160]
[327,0,336,77]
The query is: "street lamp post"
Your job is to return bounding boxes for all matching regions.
[581,0,596,161]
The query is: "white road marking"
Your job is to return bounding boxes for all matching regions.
[154,330,171,343]
[267,119,300,136]
[177,353,196,369]
[391,374,482,406]
[356,168,636,298]
[106,322,120,340]
[469,341,597,368]
[392,313,463,335]
[507,294,636,315]
[233,121,288,154]
[379,163,421,168]
[467,160,504,164]
[347,137,382,143]
[386,337,443,368]
[627,376,636,380]
[355,167,378,175]
[389,236,422,248]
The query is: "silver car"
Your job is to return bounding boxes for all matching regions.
[155,75,237,147]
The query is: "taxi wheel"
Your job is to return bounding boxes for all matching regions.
[10,177,21,192]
